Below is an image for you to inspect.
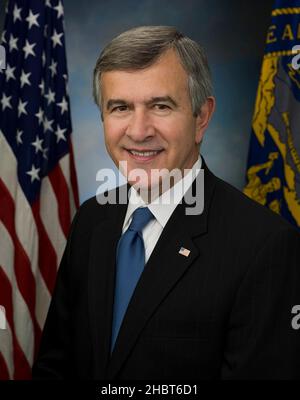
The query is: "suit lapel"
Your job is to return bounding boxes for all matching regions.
[107,159,216,379]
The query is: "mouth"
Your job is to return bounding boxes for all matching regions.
[125,148,164,162]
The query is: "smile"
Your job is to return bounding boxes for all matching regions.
[126,149,164,162]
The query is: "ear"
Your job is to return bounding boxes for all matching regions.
[195,96,216,144]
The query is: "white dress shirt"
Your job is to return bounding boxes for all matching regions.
[121,155,202,263]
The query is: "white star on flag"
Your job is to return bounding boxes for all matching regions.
[5,64,16,82]
[18,99,28,117]
[13,4,22,23]
[1,93,12,110]
[49,60,57,77]
[9,34,18,52]
[26,164,40,182]
[43,116,54,132]
[55,124,67,142]
[44,88,55,105]
[54,1,64,18]
[35,107,44,125]
[51,29,63,48]
[23,39,36,59]
[26,10,40,29]
[20,70,31,88]
[31,136,44,153]
[57,96,68,114]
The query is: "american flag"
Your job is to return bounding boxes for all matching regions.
[178,247,190,257]
[0,0,79,379]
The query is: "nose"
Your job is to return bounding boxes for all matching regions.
[125,108,155,142]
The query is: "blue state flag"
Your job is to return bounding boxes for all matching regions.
[244,0,300,229]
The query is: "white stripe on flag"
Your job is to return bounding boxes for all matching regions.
[40,176,66,266]
[60,154,77,217]
[35,271,51,331]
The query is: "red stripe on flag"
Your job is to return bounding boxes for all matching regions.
[31,200,58,295]
[48,163,71,237]
[0,179,41,360]
[0,266,32,380]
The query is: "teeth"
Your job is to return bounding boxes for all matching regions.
[130,150,160,156]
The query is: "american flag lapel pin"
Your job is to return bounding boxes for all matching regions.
[179,247,190,257]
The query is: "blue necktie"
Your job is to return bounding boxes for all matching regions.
[110,207,154,352]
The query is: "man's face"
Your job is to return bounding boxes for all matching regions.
[100,49,214,190]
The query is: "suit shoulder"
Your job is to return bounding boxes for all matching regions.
[211,174,296,236]
[74,184,128,223]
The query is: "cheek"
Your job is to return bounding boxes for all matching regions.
[156,121,184,144]
[162,116,194,138]
[161,126,193,149]
[103,121,124,144]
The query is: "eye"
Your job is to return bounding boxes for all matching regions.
[111,105,128,113]
[154,103,170,111]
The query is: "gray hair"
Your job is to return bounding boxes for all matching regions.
[93,26,213,117]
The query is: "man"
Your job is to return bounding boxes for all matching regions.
[33,26,300,379]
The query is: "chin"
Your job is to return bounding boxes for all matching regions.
[128,174,158,189]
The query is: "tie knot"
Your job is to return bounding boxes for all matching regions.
[128,207,154,233]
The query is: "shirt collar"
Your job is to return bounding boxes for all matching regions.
[123,155,202,231]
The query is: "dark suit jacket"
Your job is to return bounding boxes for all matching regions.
[32,158,300,379]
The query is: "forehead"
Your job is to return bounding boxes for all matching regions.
[100,49,189,100]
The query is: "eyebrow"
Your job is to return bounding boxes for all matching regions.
[106,99,127,110]
[106,96,178,110]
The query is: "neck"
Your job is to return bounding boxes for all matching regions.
[134,156,199,204]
